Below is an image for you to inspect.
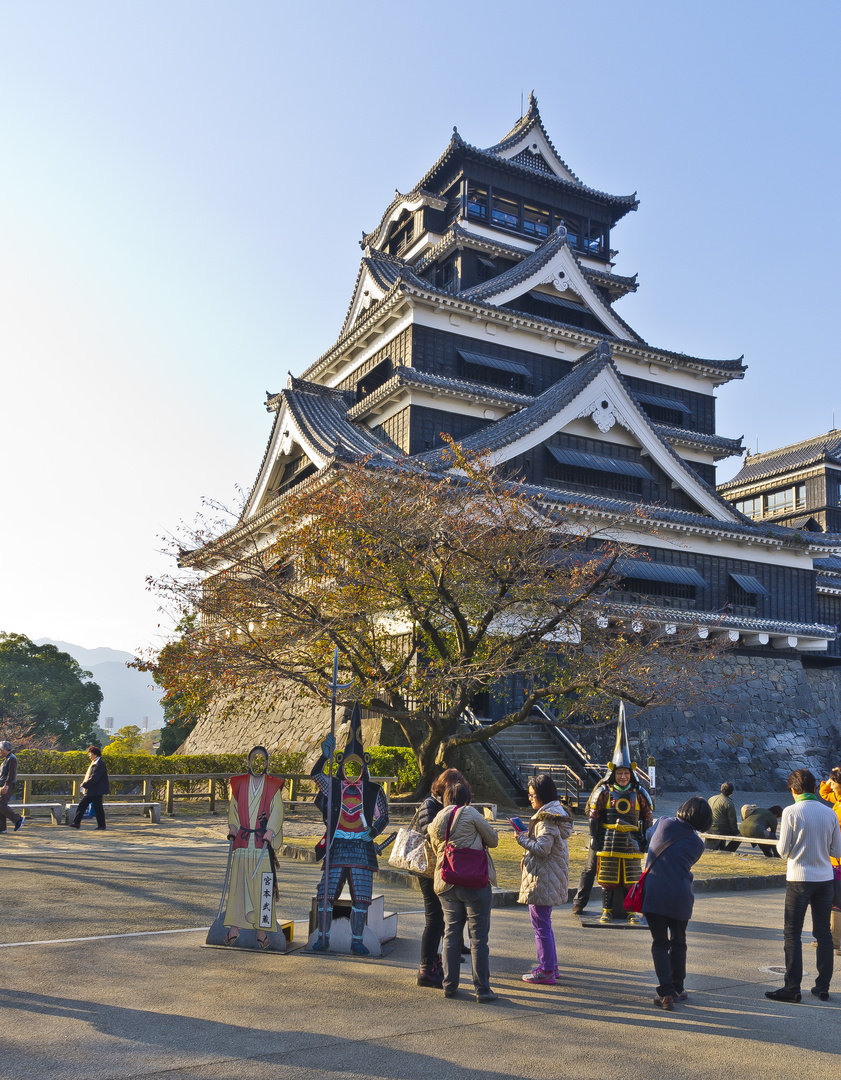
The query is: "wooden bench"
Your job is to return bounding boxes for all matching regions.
[699,831,779,849]
[64,802,162,825]
[7,802,63,826]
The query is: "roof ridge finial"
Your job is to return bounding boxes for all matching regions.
[528,90,537,109]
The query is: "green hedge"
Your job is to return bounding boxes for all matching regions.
[16,749,307,801]
[17,746,418,797]
[367,747,419,794]
[17,749,306,775]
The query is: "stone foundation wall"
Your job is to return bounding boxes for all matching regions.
[180,687,409,770]
[572,655,841,793]
[181,689,348,769]
[181,656,841,795]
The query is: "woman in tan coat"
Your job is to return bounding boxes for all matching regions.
[515,773,573,985]
[428,775,499,1003]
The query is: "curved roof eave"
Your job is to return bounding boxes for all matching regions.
[300,257,747,385]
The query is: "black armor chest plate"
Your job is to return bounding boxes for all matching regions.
[605,787,640,825]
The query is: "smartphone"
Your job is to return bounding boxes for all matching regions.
[509,816,527,832]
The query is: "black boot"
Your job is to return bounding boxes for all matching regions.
[312,902,332,951]
[350,905,370,955]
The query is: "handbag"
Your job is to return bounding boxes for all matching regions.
[623,835,679,913]
[388,812,429,875]
[832,864,841,910]
[440,806,489,889]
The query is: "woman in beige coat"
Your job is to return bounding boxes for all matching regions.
[516,773,573,985]
[428,775,499,1003]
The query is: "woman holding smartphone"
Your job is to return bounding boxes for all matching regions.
[515,773,574,985]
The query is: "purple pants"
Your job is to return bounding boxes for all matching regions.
[529,905,556,972]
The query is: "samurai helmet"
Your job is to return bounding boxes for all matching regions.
[608,702,637,779]
[335,702,371,777]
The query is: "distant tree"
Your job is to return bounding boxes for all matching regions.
[105,724,143,754]
[146,444,730,793]
[0,703,61,751]
[0,633,102,749]
[134,614,209,756]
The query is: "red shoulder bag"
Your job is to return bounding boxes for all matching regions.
[440,807,490,889]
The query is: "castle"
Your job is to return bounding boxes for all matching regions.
[183,95,841,792]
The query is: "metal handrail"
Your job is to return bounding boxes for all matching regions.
[461,707,529,796]
[516,761,583,809]
[529,703,605,786]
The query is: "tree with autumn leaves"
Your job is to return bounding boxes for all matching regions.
[143,444,727,792]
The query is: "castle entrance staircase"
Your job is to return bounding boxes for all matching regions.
[462,704,606,811]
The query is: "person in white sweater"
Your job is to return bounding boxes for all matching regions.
[765,768,841,1004]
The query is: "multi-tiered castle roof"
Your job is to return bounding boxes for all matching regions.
[218,94,840,658]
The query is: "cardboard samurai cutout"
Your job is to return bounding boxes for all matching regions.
[205,745,287,951]
[309,704,389,955]
[585,704,654,925]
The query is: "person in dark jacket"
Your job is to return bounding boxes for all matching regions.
[415,768,466,988]
[706,782,739,851]
[0,741,24,833]
[642,796,712,1010]
[69,746,110,830]
[740,805,783,857]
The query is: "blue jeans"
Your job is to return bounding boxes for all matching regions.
[439,884,492,995]
[783,879,834,993]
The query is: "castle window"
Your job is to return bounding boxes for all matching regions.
[437,257,458,292]
[477,255,496,282]
[355,358,393,402]
[548,464,643,499]
[523,202,551,239]
[765,484,806,516]
[735,495,762,519]
[612,560,707,610]
[587,221,607,255]
[728,573,769,609]
[635,392,692,427]
[276,454,315,496]
[491,190,520,229]
[545,446,654,501]
[457,348,529,392]
[466,183,489,221]
[736,484,806,520]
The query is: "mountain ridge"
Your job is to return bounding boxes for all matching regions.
[34,639,165,730]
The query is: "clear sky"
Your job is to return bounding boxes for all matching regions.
[1,1,839,655]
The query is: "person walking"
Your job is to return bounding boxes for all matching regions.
[765,768,841,1004]
[0,741,24,833]
[515,773,573,986]
[642,797,712,1010]
[69,745,110,830]
[818,767,841,954]
[428,774,499,1003]
[706,782,740,851]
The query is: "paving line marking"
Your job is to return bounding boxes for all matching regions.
[0,919,319,949]
[0,927,212,948]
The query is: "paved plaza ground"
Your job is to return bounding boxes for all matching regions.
[0,806,836,1079]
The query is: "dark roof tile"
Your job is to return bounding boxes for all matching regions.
[719,431,841,489]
